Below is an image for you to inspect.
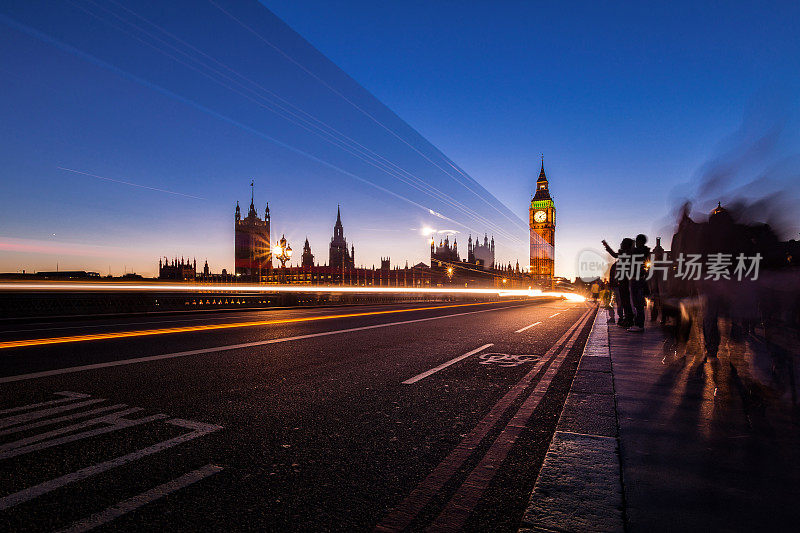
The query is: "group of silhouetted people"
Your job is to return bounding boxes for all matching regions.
[600,234,651,332]
[589,201,800,369]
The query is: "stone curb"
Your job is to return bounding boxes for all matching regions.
[519,309,624,533]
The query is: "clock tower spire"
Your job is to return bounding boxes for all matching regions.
[530,156,556,284]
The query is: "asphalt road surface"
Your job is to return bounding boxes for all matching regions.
[0,298,595,531]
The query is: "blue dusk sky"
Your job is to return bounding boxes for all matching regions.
[1,0,799,278]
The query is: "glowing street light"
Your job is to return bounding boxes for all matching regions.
[275,234,293,267]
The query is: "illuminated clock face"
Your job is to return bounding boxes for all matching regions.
[534,210,547,223]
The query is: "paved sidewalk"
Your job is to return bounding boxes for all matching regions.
[521,308,800,532]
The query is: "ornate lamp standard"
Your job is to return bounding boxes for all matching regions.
[274,235,293,267]
[274,235,293,283]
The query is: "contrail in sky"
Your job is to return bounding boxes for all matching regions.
[57,167,205,200]
[0,13,489,238]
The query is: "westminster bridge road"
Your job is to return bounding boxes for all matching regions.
[0,298,594,531]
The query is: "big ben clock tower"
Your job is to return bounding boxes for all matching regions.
[530,157,555,283]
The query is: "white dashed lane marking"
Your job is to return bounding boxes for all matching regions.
[402,344,493,384]
[515,321,542,333]
[0,305,527,384]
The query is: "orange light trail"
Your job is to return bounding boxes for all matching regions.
[0,299,533,350]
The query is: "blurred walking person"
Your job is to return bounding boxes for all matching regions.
[590,280,600,303]
[600,281,615,324]
[649,237,666,324]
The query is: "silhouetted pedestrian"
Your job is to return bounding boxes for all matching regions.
[603,238,634,328]
[628,234,650,332]
[649,237,665,324]
[600,282,615,323]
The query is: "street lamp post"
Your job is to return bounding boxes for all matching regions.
[274,235,293,283]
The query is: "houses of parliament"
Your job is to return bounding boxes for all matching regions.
[230,188,362,281]
[159,164,556,288]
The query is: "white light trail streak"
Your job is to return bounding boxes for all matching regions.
[0,282,585,301]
